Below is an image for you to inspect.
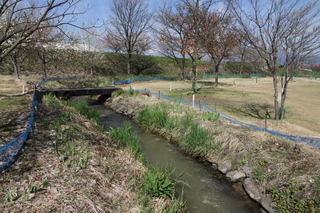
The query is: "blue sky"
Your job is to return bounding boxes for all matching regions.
[73,0,161,28]
[73,0,109,27]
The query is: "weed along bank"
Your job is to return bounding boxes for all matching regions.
[106,90,320,213]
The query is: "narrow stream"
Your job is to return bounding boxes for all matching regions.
[91,104,259,213]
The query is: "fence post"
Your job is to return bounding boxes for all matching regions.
[192,95,195,107]
[264,114,267,131]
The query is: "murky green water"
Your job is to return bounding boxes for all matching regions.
[92,104,259,213]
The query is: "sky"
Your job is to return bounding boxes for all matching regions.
[70,0,162,53]
[73,0,161,28]
[73,0,109,27]
[70,0,320,55]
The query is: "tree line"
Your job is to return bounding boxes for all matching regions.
[1,0,320,120]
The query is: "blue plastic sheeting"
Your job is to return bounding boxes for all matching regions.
[140,89,320,149]
[0,76,77,172]
[112,77,177,85]
[0,90,38,171]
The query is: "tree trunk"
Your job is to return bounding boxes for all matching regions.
[11,56,20,80]
[42,61,47,79]
[279,70,292,120]
[127,52,131,75]
[192,57,197,92]
[41,52,47,78]
[273,73,279,120]
[214,63,220,84]
[213,59,222,85]
[181,55,186,79]
[279,85,287,120]
[238,52,245,74]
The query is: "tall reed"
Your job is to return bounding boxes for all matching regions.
[137,101,218,156]
[107,123,146,163]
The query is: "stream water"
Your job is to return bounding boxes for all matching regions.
[90,104,259,213]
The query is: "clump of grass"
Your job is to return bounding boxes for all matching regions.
[106,123,187,210]
[201,111,220,122]
[107,123,146,163]
[6,188,17,202]
[179,112,196,132]
[143,165,176,199]
[137,102,170,130]
[43,94,100,127]
[137,101,220,156]
[63,100,102,127]
[53,123,90,168]
[43,93,58,108]
[181,122,211,156]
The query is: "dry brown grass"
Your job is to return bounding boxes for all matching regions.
[0,75,42,95]
[0,97,148,212]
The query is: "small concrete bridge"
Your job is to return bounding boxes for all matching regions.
[37,86,119,103]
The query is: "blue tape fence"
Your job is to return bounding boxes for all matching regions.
[0,76,76,172]
[112,76,177,85]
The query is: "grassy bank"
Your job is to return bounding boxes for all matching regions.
[0,92,186,212]
[109,91,320,213]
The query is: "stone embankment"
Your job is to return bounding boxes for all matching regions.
[105,93,276,213]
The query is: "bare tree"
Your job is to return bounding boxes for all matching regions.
[104,33,125,53]
[200,11,239,84]
[106,0,153,74]
[229,0,320,120]
[180,0,213,92]
[0,0,90,63]
[31,25,66,78]
[77,23,104,76]
[156,1,190,79]
[157,0,215,92]
[8,46,25,79]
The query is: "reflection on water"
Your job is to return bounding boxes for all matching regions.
[92,104,259,213]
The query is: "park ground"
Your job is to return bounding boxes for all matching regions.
[118,76,320,137]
